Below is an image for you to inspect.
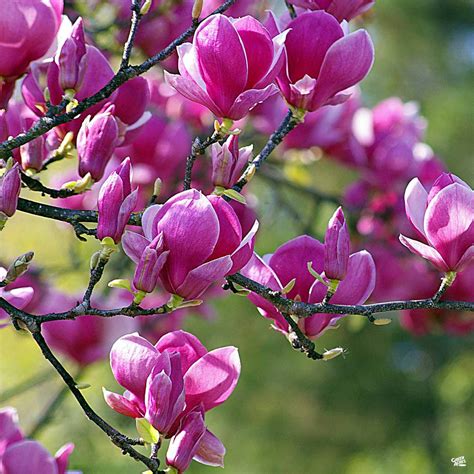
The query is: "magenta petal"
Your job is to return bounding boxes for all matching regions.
[424,183,474,271]
[230,219,259,274]
[145,372,173,432]
[54,443,75,474]
[255,30,289,89]
[103,389,142,418]
[399,234,448,271]
[141,204,162,240]
[233,16,274,88]
[122,231,150,264]
[325,250,376,305]
[164,71,223,118]
[404,177,428,237]
[195,15,247,116]
[269,235,325,301]
[240,253,286,328]
[156,331,207,374]
[227,84,278,120]
[286,11,343,83]
[194,429,226,467]
[2,440,57,474]
[184,346,241,412]
[110,333,160,400]
[176,256,233,300]
[456,245,474,273]
[208,195,242,260]
[156,190,220,290]
[4,287,34,310]
[310,29,374,111]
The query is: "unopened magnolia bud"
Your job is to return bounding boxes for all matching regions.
[322,347,344,360]
[192,0,203,19]
[61,172,92,193]
[4,252,34,284]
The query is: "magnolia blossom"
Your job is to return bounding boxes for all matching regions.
[97,158,138,243]
[77,105,119,181]
[0,407,76,474]
[288,0,375,22]
[211,135,253,189]
[122,190,259,299]
[165,14,287,120]
[275,11,374,112]
[104,331,241,471]
[399,173,474,273]
[241,235,376,338]
[0,163,21,223]
[324,207,350,280]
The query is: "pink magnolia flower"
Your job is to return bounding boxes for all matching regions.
[275,11,374,112]
[0,164,21,221]
[165,14,287,120]
[288,0,375,22]
[399,173,474,273]
[211,135,253,189]
[104,331,240,471]
[241,234,376,338]
[122,190,259,299]
[0,407,77,474]
[324,207,350,280]
[77,105,119,182]
[97,158,138,243]
[0,0,63,107]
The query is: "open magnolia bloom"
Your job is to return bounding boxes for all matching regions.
[104,331,241,472]
[241,235,376,338]
[274,11,374,112]
[399,173,474,273]
[122,190,259,299]
[165,14,287,120]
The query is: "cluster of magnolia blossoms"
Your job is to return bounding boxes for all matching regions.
[103,331,240,472]
[242,208,376,338]
[0,407,77,474]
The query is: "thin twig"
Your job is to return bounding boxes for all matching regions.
[120,0,143,69]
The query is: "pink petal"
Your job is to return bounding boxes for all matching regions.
[2,440,57,474]
[195,15,248,116]
[269,235,324,301]
[184,346,241,412]
[54,443,74,474]
[254,30,289,89]
[227,84,279,120]
[175,256,233,300]
[310,29,374,111]
[122,231,150,264]
[456,245,474,273]
[103,389,142,418]
[404,177,428,237]
[207,195,242,260]
[141,204,162,240]
[156,330,208,374]
[399,234,449,271]
[4,287,34,310]
[156,190,220,291]
[424,183,474,271]
[230,219,259,274]
[110,333,160,400]
[233,16,274,88]
[194,429,226,467]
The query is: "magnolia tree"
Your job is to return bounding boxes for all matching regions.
[0,0,472,472]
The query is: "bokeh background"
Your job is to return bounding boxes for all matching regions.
[1,0,473,473]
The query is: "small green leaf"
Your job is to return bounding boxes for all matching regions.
[281,278,296,295]
[136,418,159,444]
[178,299,203,309]
[222,189,246,204]
[307,262,329,286]
[75,383,91,390]
[108,279,132,292]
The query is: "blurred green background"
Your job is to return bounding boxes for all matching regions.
[1,0,473,473]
